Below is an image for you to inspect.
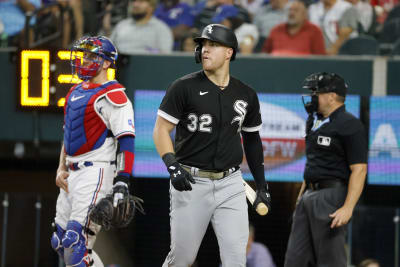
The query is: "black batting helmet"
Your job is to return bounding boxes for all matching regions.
[193,24,238,63]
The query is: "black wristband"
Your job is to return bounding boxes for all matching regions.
[253,171,267,190]
[242,131,267,190]
[162,152,177,167]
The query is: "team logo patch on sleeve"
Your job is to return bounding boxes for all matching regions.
[128,119,134,129]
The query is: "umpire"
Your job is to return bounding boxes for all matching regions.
[284,72,368,267]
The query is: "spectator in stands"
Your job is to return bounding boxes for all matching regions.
[309,0,358,55]
[358,258,380,267]
[383,1,400,22]
[154,0,194,42]
[378,3,400,44]
[191,0,211,18]
[212,4,259,54]
[48,0,83,47]
[0,0,41,46]
[246,224,276,267]
[262,0,326,55]
[352,0,376,34]
[110,0,173,54]
[179,31,198,52]
[100,0,129,37]
[193,0,251,31]
[370,0,398,24]
[219,223,276,267]
[67,0,83,43]
[239,0,266,18]
[254,0,289,41]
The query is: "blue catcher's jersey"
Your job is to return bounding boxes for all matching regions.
[63,81,124,156]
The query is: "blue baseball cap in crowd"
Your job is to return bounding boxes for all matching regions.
[211,4,239,23]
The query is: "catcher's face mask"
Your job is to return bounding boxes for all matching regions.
[71,51,104,81]
[70,36,117,81]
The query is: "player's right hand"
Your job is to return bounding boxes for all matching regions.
[55,170,69,193]
[254,183,272,212]
[167,162,196,191]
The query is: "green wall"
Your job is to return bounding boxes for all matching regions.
[119,54,373,96]
[0,53,378,141]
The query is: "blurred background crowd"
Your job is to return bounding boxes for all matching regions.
[0,0,399,56]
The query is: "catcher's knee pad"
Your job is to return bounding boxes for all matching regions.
[62,220,91,266]
[51,223,65,258]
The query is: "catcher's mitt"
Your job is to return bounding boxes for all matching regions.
[89,194,145,230]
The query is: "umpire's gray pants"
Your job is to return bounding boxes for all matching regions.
[162,170,248,267]
[284,186,348,267]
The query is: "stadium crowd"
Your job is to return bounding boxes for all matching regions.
[0,0,399,55]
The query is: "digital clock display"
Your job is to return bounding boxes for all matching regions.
[18,49,115,110]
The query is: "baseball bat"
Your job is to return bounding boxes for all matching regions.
[243,179,269,216]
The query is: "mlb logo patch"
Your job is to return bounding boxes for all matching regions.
[128,119,134,129]
[317,136,331,146]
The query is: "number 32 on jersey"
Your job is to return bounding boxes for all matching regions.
[187,114,212,133]
[186,100,248,134]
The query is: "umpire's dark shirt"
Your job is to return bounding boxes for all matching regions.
[304,105,368,183]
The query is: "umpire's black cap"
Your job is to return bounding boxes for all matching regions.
[302,72,348,97]
[194,24,238,61]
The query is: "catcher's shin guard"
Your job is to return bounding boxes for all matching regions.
[90,250,104,267]
[62,220,93,266]
[51,222,65,258]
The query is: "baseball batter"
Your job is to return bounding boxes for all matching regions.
[51,36,136,267]
[153,24,272,267]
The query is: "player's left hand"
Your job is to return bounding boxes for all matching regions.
[254,183,272,212]
[329,206,353,228]
[112,175,130,208]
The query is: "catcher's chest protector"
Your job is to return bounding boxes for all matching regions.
[64,81,123,156]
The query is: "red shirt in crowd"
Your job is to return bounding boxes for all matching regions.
[262,21,326,56]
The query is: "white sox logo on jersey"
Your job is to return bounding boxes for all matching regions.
[231,100,248,132]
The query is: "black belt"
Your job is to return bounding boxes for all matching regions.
[181,165,240,180]
[306,179,347,191]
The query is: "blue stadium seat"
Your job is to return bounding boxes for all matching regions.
[391,38,400,55]
[338,35,379,55]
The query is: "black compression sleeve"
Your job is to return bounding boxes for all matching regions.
[242,131,266,189]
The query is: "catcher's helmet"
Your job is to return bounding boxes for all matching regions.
[71,36,118,80]
[193,24,238,63]
[302,72,347,97]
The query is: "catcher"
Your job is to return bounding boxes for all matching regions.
[51,36,143,267]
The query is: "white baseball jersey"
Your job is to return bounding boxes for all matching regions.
[309,0,357,47]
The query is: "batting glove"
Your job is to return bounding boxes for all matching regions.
[254,183,272,212]
[162,153,195,191]
[168,162,196,191]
